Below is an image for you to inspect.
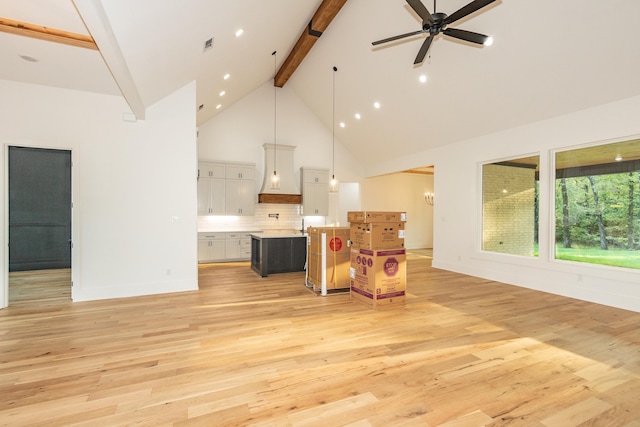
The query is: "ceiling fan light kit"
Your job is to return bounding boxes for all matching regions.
[373,0,498,64]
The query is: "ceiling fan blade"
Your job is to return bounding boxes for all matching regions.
[406,0,433,25]
[372,29,424,46]
[443,28,489,45]
[414,33,435,64]
[444,0,496,25]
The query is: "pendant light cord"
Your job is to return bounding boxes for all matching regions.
[272,50,277,177]
[332,66,337,181]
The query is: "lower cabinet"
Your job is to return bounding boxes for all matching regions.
[198,232,225,263]
[225,232,253,260]
[198,232,257,263]
[250,236,307,277]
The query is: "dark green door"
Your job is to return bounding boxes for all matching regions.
[9,146,72,271]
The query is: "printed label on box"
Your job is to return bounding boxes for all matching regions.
[384,257,399,277]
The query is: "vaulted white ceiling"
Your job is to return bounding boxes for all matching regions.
[2,0,640,166]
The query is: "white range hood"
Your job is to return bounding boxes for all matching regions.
[258,143,302,204]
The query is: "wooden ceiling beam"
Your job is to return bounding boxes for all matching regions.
[274,0,347,87]
[0,17,97,50]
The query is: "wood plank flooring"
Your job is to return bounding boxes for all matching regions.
[1,251,640,426]
[8,268,71,306]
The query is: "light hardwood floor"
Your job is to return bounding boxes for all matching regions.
[2,251,640,426]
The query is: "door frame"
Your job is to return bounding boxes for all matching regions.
[1,141,79,308]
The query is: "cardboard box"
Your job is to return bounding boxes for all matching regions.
[308,252,351,290]
[347,211,407,223]
[349,222,405,249]
[307,227,351,290]
[307,227,350,256]
[350,248,406,308]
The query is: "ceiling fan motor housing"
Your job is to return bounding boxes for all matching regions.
[425,12,448,34]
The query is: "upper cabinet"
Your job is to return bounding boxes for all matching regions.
[225,164,255,181]
[199,162,225,179]
[198,161,226,215]
[300,167,329,216]
[198,161,256,216]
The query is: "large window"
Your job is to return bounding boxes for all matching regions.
[554,139,640,269]
[482,155,539,256]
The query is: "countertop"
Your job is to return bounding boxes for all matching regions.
[250,231,307,239]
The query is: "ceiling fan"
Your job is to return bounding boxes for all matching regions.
[372,0,497,64]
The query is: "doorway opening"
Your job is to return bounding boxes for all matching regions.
[8,146,72,305]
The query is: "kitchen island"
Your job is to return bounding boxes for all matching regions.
[250,232,307,277]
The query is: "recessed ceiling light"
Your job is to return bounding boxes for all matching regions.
[19,54,38,62]
[223,73,230,80]
[235,29,244,37]
[219,91,226,97]
[484,36,494,46]
[615,155,623,161]
[373,102,381,109]
[216,104,222,109]
[355,113,361,120]
[419,74,427,83]
[340,122,346,128]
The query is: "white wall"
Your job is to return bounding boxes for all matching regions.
[360,173,433,249]
[198,81,363,187]
[367,95,640,312]
[197,81,365,227]
[0,80,198,305]
[198,81,435,246]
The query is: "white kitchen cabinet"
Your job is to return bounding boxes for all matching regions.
[225,163,255,180]
[225,232,254,260]
[199,161,225,179]
[197,162,225,215]
[301,167,329,216]
[197,161,255,216]
[198,232,226,263]
[198,232,257,263]
[225,163,255,216]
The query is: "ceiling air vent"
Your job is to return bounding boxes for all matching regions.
[203,37,214,52]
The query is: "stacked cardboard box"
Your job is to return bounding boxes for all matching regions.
[307,227,351,291]
[348,211,406,249]
[350,248,406,308]
[347,211,407,223]
[348,211,407,308]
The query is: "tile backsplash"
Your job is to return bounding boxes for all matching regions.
[198,204,331,232]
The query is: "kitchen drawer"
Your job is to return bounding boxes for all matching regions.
[227,232,255,239]
[199,232,226,240]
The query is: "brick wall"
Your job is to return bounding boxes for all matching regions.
[482,164,536,256]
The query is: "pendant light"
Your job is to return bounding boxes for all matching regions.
[329,66,339,193]
[270,50,280,190]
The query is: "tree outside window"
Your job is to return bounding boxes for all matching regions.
[554,139,640,269]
